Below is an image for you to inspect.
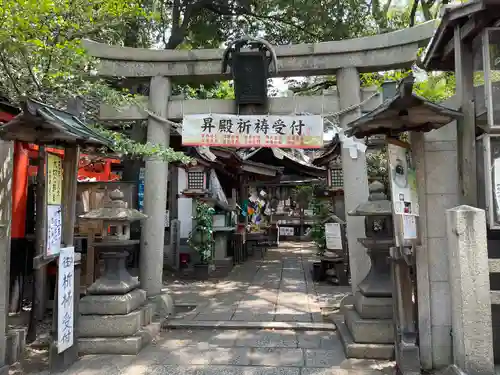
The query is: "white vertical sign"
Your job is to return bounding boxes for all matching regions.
[325,223,343,250]
[57,246,75,353]
[47,205,62,257]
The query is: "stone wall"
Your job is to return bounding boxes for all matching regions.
[414,121,459,370]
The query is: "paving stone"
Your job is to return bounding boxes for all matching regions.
[58,354,136,375]
[242,367,301,375]
[209,347,252,365]
[249,348,305,367]
[232,312,276,322]
[311,313,324,323]
[195,311,236,321]
[274,311,312,323]
[235,329,298,348]
[193,366,301,375]
[300,369,356,375]
[304,349,347,368]
[139,346,251,366]
[159,329,239,348]
[297,332,343,350]
[137,365,198,375]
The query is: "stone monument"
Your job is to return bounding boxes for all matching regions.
[335,181,395,359]
[77,188,160,355]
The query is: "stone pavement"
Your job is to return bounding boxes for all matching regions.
[47,242,393,375]
[165,242,351,324]
[57,328,395,375]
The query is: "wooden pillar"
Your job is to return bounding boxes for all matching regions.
[61,146,79,246]
[33,147,46,322]
[454,25,477,206]
[49,145,80,371]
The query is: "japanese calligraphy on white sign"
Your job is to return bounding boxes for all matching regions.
[47,153,63,205]
[46,152,63,257]
[325,223,343,250]
[57,246,74,353]
[182,114,323,149]
[47,205,62,257]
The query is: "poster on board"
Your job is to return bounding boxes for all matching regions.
[47,205,62,256]
[46,152,63,257]
[387,142,419,216]
[47,152,63,205]
[387,141,419,245]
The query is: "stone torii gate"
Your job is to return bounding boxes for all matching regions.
[83,21,435,310]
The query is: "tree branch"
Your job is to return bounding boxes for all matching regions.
[0,50,22,97]
[409,0,419,27]
[17,47,43,92]
[246,12,319,39]
[207,2,320,39]
[421,0,433,20]
[166,0,212,49]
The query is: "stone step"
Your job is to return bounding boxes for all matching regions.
[334,317,394,360]
[163,320,337,331]
[78,336,142,355]
[79,309,142,338]
[342,304,393,344]
[78,322,161,355]
[491,290,500,305]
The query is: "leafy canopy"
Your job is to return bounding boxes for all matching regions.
[0,0,190,163]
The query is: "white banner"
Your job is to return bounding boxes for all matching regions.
[57,246,75,353]
[182,114,323,149]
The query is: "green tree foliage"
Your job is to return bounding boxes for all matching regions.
[0,0,190,163]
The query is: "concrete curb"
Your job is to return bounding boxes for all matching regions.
[162,320,337,331]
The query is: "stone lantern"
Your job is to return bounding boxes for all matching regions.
[77,188,159,355]
[336,181,395,360]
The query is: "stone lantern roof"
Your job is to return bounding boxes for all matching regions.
[349,181,392,216]
[79,188,148,222]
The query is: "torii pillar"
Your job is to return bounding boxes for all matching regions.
[337,67,371,292]
[140,76,174,316]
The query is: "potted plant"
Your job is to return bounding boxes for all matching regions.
[187,200,215,279]
[310,186,332,281]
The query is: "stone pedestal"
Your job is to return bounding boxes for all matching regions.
[213,229,234,278]
[336,290,394,360]
[78,251,160,355]
[334,182,395,360]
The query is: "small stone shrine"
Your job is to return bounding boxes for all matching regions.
[335,181,395,359]
[77,188,159,355]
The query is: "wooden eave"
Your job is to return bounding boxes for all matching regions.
[422,0,500,71]
[345,78,463,138]
[0,98,111,148]
[242,147,326,177]
[312,135,341,167]
[241,160,282,177]
[0,96,20,116]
